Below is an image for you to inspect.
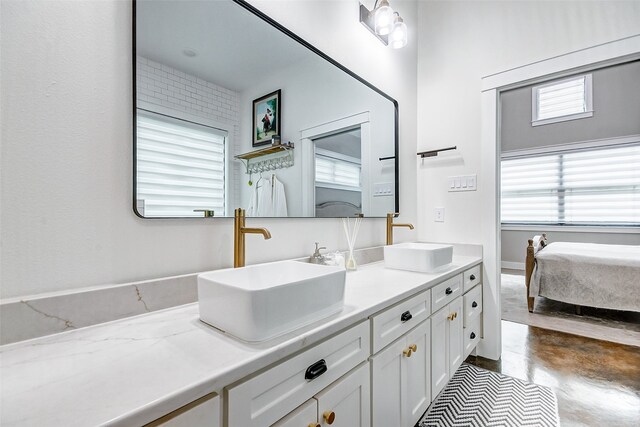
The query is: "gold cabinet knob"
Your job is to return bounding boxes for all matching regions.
[448,313,455,321]
[403,348,412,357]
[409,344,417,352]
[309,423,321,427]
[323,411,336,424]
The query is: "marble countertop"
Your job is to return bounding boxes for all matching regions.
[0,256,481,427]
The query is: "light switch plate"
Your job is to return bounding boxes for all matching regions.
[435,207,445,222]
[373,182,394,197]
[448,174,477,192]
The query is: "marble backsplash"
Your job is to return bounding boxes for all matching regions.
[0,246,385,345]
[0,243,480,345]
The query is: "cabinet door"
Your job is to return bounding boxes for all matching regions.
[371,337,406,427]
[402,319,431,427]
[272,399,318,427]
[315,362,370,427]
[430,307,449,399]
[448,297,464,375]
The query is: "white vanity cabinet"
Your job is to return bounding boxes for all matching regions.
[371,318,431,427]
[145,393,220,427]
[226,321,369,427]
[430,296,463,398]
[272,363,370,427]
[370,288,432,427]
[224,262,483,427]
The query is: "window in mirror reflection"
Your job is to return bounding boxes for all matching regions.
[314,129,363,218]
[136,110,227,217]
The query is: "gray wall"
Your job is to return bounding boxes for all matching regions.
[501,60,640,152]
[500,60,640,268]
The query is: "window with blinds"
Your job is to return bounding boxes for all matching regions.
[501,144,640,226]
[136,110,226,217]
[532,74,593,126]
[315,151,361,191]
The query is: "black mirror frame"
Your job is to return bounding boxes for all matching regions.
[132,0,399,219]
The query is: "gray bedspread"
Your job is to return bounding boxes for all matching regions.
[531,242,640,312]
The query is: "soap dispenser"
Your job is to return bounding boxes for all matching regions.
[309,242,326,264]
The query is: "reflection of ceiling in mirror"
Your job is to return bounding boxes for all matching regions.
[314,129,362,159]
[136,0,310,92]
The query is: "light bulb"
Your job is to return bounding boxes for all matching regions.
[388,14,407,49]
[374,0,394,36]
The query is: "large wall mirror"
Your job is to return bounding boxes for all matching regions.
[133,0,398,218]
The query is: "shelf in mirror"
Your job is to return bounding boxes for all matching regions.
[235,142,294,160]
[235,143,295,175]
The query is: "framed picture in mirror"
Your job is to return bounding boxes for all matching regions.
[253,89,281,146]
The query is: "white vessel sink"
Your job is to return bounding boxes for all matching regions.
[384,242,453,273]
[198,260,346,342]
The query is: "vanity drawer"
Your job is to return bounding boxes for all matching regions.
[463,284,482,327]
[463,265,481,293]
[431,274,462,313]
[371,289,431,354]
[227,321,370,427]
[463,316,481,359]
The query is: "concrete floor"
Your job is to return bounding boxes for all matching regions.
[466,321,640,427]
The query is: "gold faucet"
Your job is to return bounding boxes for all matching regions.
[234,208,271,268]
[386,213,414,245]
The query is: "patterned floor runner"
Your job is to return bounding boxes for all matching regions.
[419,363,560,427]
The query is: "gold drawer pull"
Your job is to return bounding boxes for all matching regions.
[323,410,336,424]
[448,313,455,321]
[403,348,412,357]
[309,423,321,427]
[409,344,417,352]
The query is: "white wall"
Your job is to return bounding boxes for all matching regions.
[416,0,640,245]
[0,0,417,298]
[416,0,640,360]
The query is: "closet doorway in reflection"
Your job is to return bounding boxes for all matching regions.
[314,128,363,217]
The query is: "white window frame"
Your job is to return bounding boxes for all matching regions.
[531,73,593,126]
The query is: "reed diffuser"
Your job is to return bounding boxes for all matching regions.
[341,217,363,271]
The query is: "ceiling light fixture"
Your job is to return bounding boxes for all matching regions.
[359,0,408,49]
[388,13,407,49]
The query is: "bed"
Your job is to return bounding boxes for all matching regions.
[524,234,640,313]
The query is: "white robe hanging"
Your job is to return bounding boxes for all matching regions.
[271,175,288,217]
[247,175,287,217]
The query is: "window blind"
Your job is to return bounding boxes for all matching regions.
[315,154,361,191]
[501,144,640,226]
[136,110,226,217]
[536,76,587,120]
